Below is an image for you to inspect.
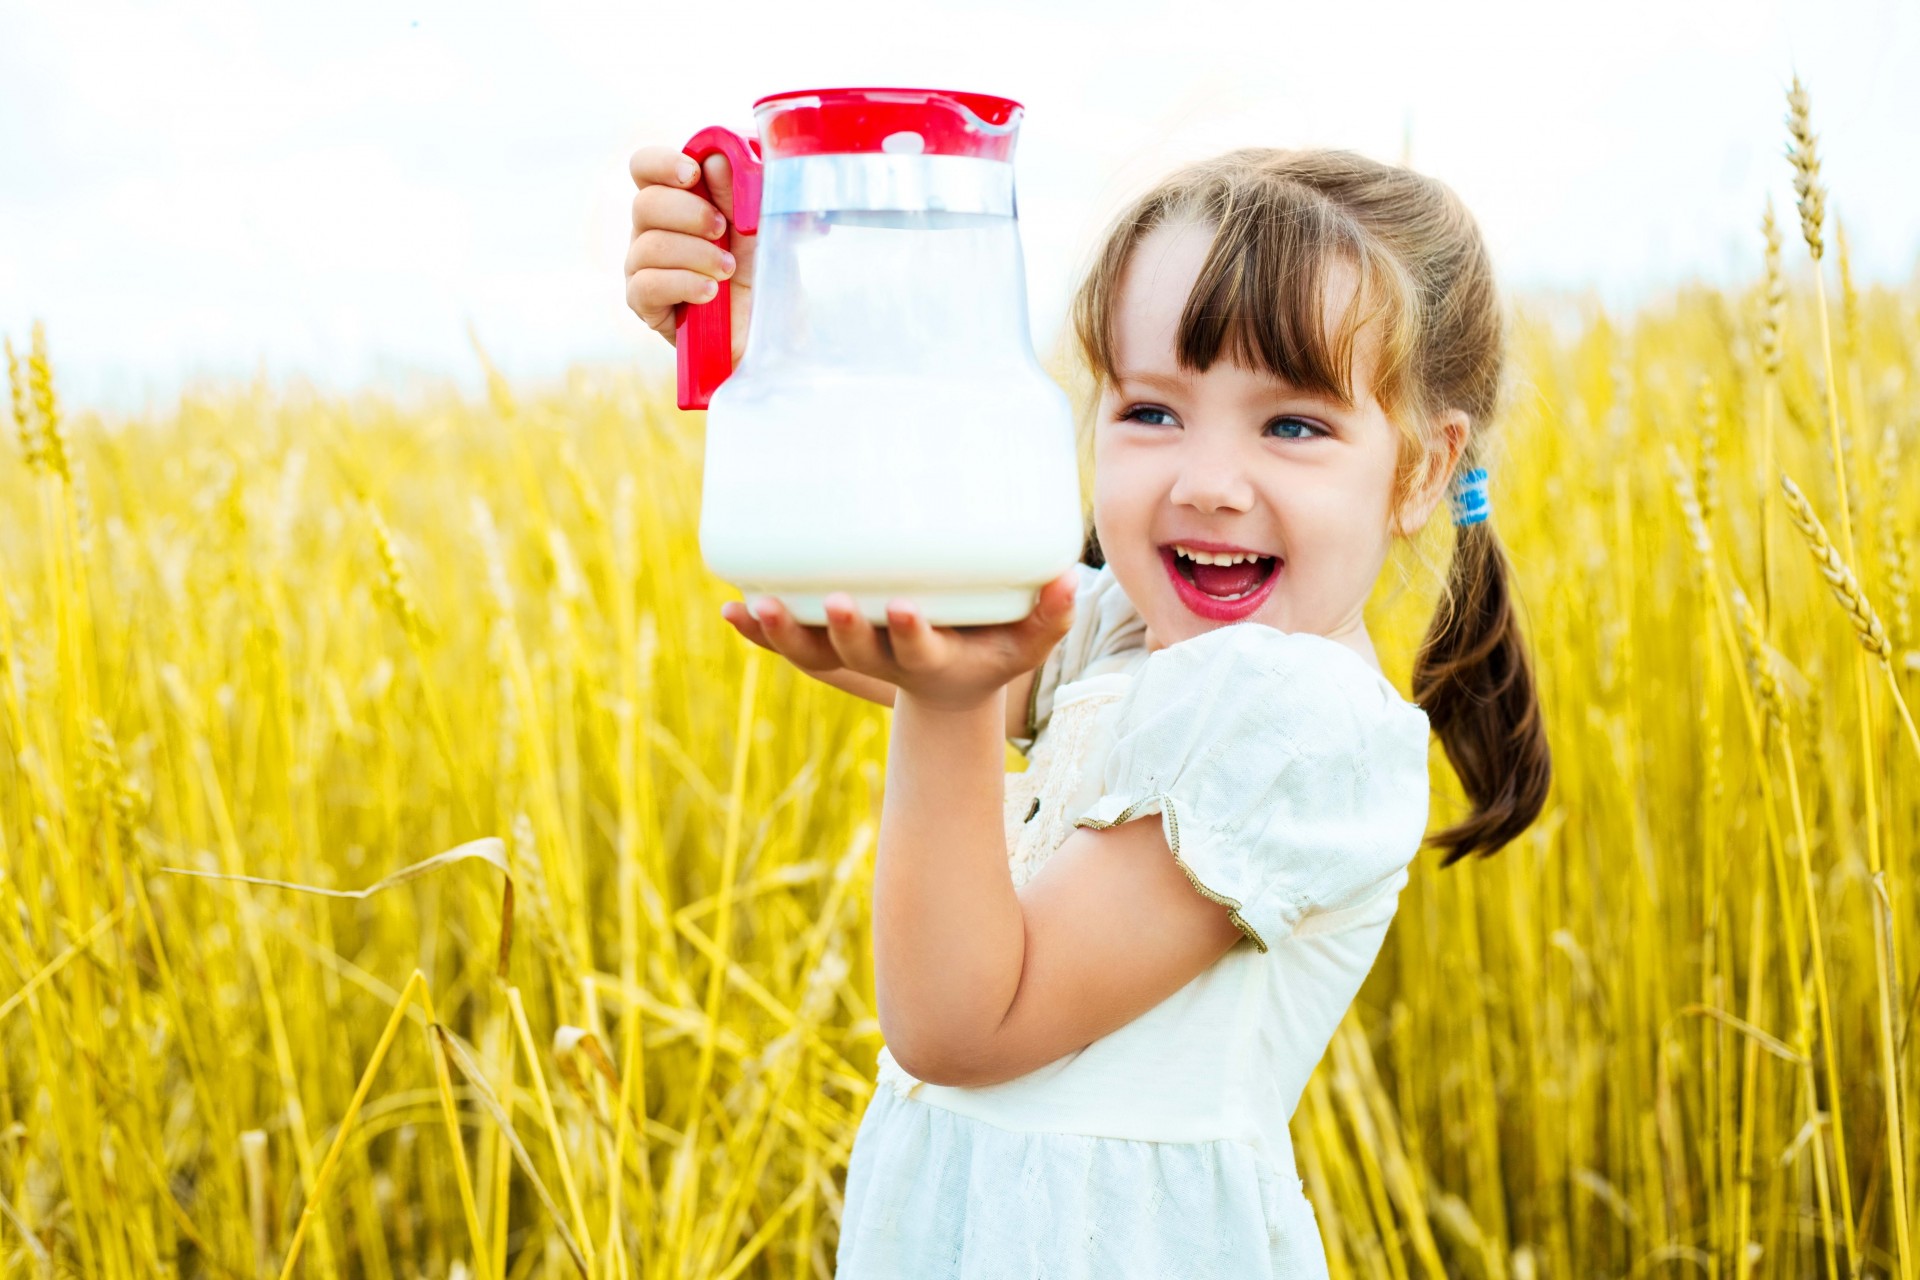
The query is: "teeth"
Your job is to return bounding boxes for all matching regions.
[1173,544,1269,566]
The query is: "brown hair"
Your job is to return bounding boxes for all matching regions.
[1068,147,1549,865]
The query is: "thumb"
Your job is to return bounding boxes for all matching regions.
[1029,568,1079,636]
[702,153,735,231]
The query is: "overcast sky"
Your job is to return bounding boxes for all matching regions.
[2,0,1915,417]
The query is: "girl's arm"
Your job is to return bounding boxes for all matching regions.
[734,580,1244,1088]
[875,684,1242,1085]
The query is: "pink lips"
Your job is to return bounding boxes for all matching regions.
[1159,546,1282,622]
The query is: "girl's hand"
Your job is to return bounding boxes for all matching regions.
[736,570,1080,713]
[720,599,897,708]
[624,144,754,366]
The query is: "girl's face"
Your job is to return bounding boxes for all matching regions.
[1092,220,1460,657]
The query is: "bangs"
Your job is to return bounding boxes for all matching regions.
[1077,177,1419,418]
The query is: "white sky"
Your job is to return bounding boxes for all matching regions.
[2,0,1916,417]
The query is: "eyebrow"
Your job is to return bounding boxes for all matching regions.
[1115,367,1346,409]
[1113,369,1190,391]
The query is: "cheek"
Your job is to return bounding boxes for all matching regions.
[1313,454,1401,523]
[1091,456,1151,524]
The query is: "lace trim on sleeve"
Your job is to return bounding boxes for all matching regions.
[1073,793,1313,954]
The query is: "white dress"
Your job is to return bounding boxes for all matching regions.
[835,563,1433,1279]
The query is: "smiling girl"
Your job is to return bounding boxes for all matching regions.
[625,142,1551,1277]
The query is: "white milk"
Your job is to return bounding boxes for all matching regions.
[699,365,1085,625]
[696,204,1086,626]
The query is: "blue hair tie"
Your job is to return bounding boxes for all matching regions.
[1449,467,1490,527]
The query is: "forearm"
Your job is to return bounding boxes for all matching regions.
[872,687,1024,1074]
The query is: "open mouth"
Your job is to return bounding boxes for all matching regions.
[1159,544,1283,620]
[1168,547,1278,599]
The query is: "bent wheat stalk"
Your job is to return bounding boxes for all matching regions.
[1781,472,1917,1280]
[1672,449,1845,1270]
[1781,476,1920,762]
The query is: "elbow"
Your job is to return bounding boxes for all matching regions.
[888,1038,959,1087]
[886,1035,996,1088]
[889,1037,1017,1088]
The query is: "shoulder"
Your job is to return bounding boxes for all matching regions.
[1096,623,1434,887]
[1079,624,1434,945]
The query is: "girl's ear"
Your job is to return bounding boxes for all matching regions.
[1392,411,1471,538]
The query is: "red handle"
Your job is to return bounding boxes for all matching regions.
[676,126,764,410]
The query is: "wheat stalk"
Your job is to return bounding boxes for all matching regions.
[1894,529,1915,658]
[1783,472,1920,791]
[5,334,40,473]
[1667,444,1714,572]
[1759,202,1786,378]
[1786,74,1826,261]
[1696,377,1721,527]
[1777,474,1920,1280]
[1731,587,1789,734]
[1836,219,1860,365]
[25,322,69,485]
[1673,443,1849,1274]
[1780,474,1891,660]
[1878,422,1911,654]
[25,322,70,484]
[1757,202,1786,642]
[1780,109,1913,1267]
[368,501,429,640]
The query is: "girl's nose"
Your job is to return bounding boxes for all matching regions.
[1166,442,1257,513]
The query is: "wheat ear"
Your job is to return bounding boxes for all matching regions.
[1730,586,1789,733]
[1782,473,1920,764]
[26,321,70,483]
[1759,201,1785,378]
[1781,474,1890,659]
[5,335,40,473]
[1785,75,1826,261]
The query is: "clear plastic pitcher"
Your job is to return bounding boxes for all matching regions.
[676,87,1084,626]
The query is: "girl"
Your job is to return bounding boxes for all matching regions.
[624,143,1550,1277]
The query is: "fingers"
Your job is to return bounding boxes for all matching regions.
[702,152,735,225]
[730,582,1078,704]
[628,268,718,340]
[743,596,846,673]
[690,152,756,307]
[629,144,702,193]
[625,164,728,338]
[823,593,893,673]
[632,180,727,241]
[630,145,733,238]
[625,217,735,273]
[625,234,735,295]
[719,601,777,652]
[884,599,944,672]
[626,145,758,346]
[625,199,737,336]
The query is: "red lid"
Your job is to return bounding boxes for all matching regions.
[750,87,1023,161]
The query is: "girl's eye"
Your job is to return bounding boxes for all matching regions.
[1116,404,1329,440]
[1267,416,1329,440]
[1117,404,1176,427]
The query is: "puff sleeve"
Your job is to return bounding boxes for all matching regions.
[1012,562,1149,753]
[1070,623,1432,952]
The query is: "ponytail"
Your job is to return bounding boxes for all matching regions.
[1411,516,1551,864]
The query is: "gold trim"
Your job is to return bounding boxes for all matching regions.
[1073,794,1269,953]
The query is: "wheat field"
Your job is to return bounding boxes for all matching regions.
[3,84,1918,1279]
